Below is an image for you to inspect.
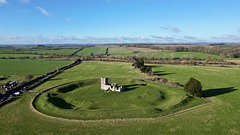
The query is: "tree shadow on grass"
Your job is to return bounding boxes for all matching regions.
[147,65,163,68]
[154,71,175,76]
[123,84,147,92]
[203,87,237,97]
[0,78,7,81]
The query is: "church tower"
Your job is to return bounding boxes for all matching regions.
[101,77,108,90]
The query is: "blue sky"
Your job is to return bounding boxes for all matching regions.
[0,0,240,44]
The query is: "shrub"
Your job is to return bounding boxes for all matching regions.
[132,58,144,68]
[184,78,202,97]
[25,74,34,82]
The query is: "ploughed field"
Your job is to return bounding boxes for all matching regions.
[0,61,240,134]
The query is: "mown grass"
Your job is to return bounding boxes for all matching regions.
[0,62,240,134]
[108,46,133,55]
[77,46,107,56]
[0,60,71,85]
[0,48,79,55]
[77,46,133,56]
[0,54,40,58]
[34,77,194,119]
[112,51,225,59]
[110,50,240,60]
[0,60,71,76]
[126,47,158,53]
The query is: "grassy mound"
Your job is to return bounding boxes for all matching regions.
[2,62,236,134]
[33,78,204,120]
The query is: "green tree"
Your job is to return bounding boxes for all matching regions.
[184,78,202,97]
[140,66,147,73]
[132,58,144,68]
[25,74,34,82]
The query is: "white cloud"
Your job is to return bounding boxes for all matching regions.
[7,36,20,39]
[4,34,240,44]
[151,35,168,39]
[66,18,72,22]
[0,35,151,44]
[212,34,240,42]
[35,7,49,16]
[19,0,31,3]
[0,0,7,4]
[161,25,180,33]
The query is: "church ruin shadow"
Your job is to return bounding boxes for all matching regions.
[123,84,147,92]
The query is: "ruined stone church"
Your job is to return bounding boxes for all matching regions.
[101,77,124,92]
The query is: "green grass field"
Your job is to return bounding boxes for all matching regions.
[111,51,227,59]
[0,54,40,58]
[77,47,107,56]
[33,77,196,119]
[108,46,133,55]
[77,46,133,56]
[0,61,240,134]
[0,60,72,85]
[0,60,72,76]
[0,48,79,55]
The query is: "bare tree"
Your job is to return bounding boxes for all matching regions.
[25,74,34,82]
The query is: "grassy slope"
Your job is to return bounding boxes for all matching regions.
[108,46,133,55]
[77,47,107,56]
[32,62,144,91]
[34,77,189,119]
[77,46,133,56]
[0,62,240,134]
[127,47,158,53]
[111,50,240,60]
[29,48,79,55]
[112,51,224,59]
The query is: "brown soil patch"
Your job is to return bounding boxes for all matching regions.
[226,60,240,64]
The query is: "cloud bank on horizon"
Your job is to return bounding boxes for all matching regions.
[0,0,240,44]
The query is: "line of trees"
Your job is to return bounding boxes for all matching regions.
[132,58,153,75]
